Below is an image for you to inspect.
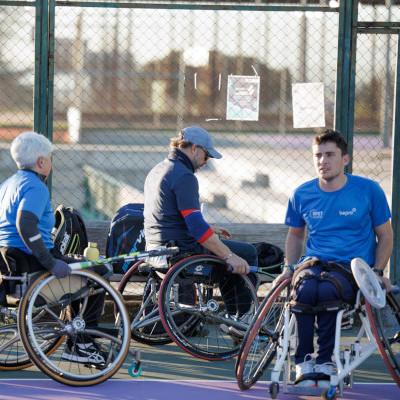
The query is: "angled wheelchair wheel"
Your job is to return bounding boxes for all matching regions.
[0,306,31,370]
[118,260,172,345]
[18,270,131,386]
[366,291,400,386]
[236,279,290,390]
[0,290,65,371]
[158,254,259,361]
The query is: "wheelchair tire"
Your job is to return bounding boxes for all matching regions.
[18,270,131,386]
[0,315,33,370]
[1,283,66,371]
[158,254,259,361]
[365,291,400,386]
[236,279,290,390]
[118,260,172,345]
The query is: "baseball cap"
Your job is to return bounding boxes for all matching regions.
[181,126,222,159]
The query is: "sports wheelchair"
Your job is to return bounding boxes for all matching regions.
[235,258,400,399]
[118,251,259,361]
[0,256,136,386]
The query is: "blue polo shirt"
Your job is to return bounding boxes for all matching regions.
[144,149,202,252]
[0,169,55,253]
[285,174,391,266]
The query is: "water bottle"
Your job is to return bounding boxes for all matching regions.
[83,242,100,261]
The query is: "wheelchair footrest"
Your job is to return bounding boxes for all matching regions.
[285,384,326,396]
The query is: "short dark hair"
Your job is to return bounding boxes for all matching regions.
[313,129,348,155]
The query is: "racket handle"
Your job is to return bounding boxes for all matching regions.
[226,264,257,273]
[390,285,400,294]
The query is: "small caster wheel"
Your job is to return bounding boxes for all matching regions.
[322,386,337,400]
[128,362,142,377]
[269,381,279,399]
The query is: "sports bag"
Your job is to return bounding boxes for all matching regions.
[52,205,88,255]
[253,242,284,274]
[106,203,146,273]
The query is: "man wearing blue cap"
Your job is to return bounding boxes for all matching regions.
[144,126,257,274]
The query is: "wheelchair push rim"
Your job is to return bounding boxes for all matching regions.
[158,254,259,361]
[365,291,400,387]
[117,260,172,345]
[236,279,290,390]
[18,270,131,386]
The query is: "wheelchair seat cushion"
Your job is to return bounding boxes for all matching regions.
[290,258,357,314]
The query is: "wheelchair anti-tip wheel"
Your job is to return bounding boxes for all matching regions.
[118,260,172,345]
[236,279,290,390]
[158,254,259,361]
[18,270,131,386]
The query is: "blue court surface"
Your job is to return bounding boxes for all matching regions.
[0,379,397,400]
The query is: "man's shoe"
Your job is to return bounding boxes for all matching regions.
[294,358,316,387]
[62,342,107,368]
[315,362,335,388]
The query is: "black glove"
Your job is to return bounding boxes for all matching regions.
[51,259,72,278]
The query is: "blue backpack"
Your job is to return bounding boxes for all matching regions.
[106,203,146,273]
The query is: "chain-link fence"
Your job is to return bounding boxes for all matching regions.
[0,3,35,181]
[0,1,397,226]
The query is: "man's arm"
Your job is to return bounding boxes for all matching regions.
[201,233,250,275]
[272,225,305,286]
[373,220,393,271]
[285,226,306,264]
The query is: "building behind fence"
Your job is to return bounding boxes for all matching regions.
[0,1,397,232]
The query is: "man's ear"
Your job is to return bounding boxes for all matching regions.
[343,154,350,166]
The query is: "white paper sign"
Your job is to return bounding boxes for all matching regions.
[292,82,325,128]
[226,75,260,121]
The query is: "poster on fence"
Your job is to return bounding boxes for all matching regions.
[292,82,325,128]
[226,75,260,121]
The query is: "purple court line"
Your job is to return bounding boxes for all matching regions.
[0,380,397,400]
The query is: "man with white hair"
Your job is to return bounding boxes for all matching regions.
[0,131,70,278]
[0,131,106,367]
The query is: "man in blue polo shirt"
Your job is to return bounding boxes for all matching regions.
[0,131,106,367]
[274,129,393,388]
[0,131,70,278]
[144,125,257,272]
[144,126,258,336]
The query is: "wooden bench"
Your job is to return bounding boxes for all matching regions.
[86,221,288,283]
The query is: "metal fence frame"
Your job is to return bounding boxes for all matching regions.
[1,0,399,283]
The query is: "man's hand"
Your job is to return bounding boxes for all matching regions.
[272,268,293,287]
[51,259,72,278]
[226,253,249,275]
[213,226,232,239]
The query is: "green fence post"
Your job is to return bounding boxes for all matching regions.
[334,0,358,172]
[390,34,400,285]
[47,0,55,142]
[33,0,49,135]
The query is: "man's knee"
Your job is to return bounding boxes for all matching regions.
[294,277,318,305]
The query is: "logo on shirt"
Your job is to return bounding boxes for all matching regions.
[310,209,323,219]
[339,208,357,216]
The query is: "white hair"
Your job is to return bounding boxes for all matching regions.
[10,131,53,169]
